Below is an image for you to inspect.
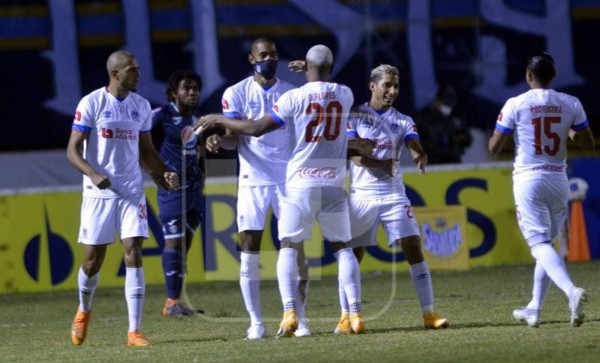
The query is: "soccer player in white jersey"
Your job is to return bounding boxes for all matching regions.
[197,45,376,337]
[66,50,179,347]
[205,38,311,339]
[489,52,595,328]
[342,64,449,332]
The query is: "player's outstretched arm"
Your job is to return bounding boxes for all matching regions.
[138,132,179,190]
[348,138,377,156]
[288,60,306,73]
[196,114,279,137]
[349,149,397,177]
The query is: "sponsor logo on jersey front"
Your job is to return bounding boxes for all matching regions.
[376,139,393,150]
[101,127,138,140]
[102,111,112,118]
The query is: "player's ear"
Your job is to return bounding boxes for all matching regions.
[369,81,376,92]
[248,54,256,65]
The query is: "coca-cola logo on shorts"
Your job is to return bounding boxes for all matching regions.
[298,167,338,179]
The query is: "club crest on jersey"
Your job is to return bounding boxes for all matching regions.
[389,121,399,133]
[248,100,259,109]
[131,110,139,121]
[102,111,112,118]
[181,126,197,148]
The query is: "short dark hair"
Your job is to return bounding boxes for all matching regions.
[527,52,556,84]
[166,70,202,102]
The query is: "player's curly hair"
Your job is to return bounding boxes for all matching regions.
[370,64,399,84]
[166,70,203,102]
[527,52,556,85]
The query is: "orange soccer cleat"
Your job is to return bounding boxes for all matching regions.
[71,307,92,346]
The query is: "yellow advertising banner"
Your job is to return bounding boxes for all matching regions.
[415,206,469,270]
[0,166,533,294]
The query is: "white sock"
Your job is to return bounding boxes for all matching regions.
[125,267,145,332]
[296,258,309,321]
[78,266,99,313]
[527,261,551,311]
[531,243,575,297]
[338,278,349,314]
[409,261,434,314]
[277,247,298,312]
[334,248,361,314]
[240,252,261,325]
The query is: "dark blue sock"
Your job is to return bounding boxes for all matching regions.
[162,247,183,299]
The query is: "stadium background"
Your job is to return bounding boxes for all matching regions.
[0,0,599,293]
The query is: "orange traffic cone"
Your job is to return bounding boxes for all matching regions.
[567,200,591,262]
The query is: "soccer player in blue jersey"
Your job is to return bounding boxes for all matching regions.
[152,70,206,317]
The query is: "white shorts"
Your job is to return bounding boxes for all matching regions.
[237,184,285,232]
[349,195,420,248]
[278,186,351,243]
[513,173,568,247]
[78,192,149,245]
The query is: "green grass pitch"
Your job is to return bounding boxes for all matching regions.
[2,262,600,362]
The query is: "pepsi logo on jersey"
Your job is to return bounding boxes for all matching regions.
[181,126,197,148]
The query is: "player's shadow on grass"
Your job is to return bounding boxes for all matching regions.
[349,316,600,335]
[159,337,229,344]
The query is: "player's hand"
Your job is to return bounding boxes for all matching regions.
[413,154,427,176]
[288,60,306,73]
[194,114,223,135]
[90,172,111,189]
[163,171,180,190]
[356,138,377,156]
[206,134,222,153]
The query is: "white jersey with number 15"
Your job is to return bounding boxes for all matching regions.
[494,88,589,176]
[270,81,354,188]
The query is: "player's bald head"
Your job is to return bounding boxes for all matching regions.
[306,45,333,67]
[106,50,134,73]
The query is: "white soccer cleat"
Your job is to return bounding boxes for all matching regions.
[512,307,540,328]
[294,318,311,337]
[568,287,587,327]
[245,323,268,340]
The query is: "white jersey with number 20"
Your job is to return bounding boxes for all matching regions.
[270,81,354,188]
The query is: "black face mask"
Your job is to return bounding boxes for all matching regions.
[254,59,278,80]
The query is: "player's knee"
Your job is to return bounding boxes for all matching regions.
[400,236,424,263]
[240,230,263,252]
[353,247,365,263]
